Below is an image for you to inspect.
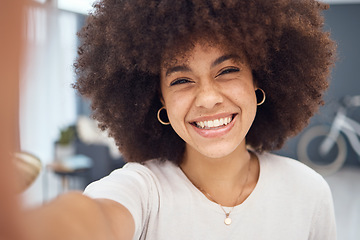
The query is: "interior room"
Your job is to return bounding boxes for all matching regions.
[9,0,360,239]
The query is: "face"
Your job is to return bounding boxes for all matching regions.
[160,43,257,159]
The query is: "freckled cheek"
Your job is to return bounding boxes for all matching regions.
[225,84,256,105]
[165,97,189,124]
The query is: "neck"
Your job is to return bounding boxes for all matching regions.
[180,143,255,206]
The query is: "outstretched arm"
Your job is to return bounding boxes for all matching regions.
[0,1,135,239]
[0,0,23,239]
[24,192,135,240]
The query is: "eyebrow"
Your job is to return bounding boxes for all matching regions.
[165,65,191,77]
[211,54,239,68]
[164,54,240,77]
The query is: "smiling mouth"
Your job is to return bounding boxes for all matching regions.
[191,114,236,129]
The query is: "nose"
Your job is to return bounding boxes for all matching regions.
[194,80,224,109]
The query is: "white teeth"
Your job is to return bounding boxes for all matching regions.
[208,121,214,127]
[195,116,233,129]
[219,118,224,125]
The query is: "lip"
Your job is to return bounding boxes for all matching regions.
[189,113,238,138]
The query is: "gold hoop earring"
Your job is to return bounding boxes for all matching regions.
[157,106,170,125]
[256,88,266,106]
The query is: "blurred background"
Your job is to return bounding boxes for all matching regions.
[21,0,125,205]
[18,0,359,239]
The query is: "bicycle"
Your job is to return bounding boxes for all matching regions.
[297,95,360,176]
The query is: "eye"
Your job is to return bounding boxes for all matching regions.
[215,67,240,78]
[170,78,193,86]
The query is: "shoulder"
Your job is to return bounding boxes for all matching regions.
[253,153,336,238]
[114,159,179,184]
[258,152,331,196]
[83,159,179,237]
[257,152,334,217]
[260,152,324,179]
[84,159,178,196]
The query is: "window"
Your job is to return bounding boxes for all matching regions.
[58,0,96,14]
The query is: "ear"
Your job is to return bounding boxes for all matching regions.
[160,96,165,106]
[158,79,166,106]
[253,80,258,91]
[158,91,165,106]
[251,70,258,89]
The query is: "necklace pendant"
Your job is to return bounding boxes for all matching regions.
[224,217,232,225]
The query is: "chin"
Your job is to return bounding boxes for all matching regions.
[199,147,237,159]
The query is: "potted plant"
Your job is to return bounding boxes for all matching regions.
[54,125,76,162]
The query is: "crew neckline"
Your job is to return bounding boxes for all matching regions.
[176,152,269,215]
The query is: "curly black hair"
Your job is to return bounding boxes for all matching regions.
[74,0,336,164]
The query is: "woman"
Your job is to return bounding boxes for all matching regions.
[73,0,337,239]
[1,0,336,239]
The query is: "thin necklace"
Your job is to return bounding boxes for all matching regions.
[193,160,251,226]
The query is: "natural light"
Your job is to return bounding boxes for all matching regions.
[33,0,96,14]
[58,0,96,14]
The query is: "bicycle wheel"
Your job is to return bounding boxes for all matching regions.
[297,125,347,176]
